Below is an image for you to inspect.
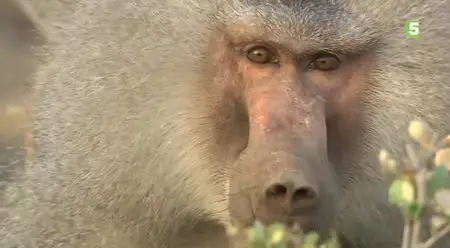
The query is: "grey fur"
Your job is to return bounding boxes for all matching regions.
[1,0,450,248]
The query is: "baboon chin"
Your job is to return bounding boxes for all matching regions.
[1,0,450,248]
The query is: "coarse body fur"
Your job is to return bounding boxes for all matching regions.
[1,0,450,248]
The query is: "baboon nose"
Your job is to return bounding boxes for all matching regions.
[264,174,319,213]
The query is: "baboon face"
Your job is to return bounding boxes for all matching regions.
[205,1,377,235]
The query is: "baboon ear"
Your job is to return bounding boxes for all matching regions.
[0,0,47,46]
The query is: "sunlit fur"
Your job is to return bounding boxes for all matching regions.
[1,0,450,248]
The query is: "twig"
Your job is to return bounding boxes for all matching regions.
[406,144,427,248]
[419,224,450,248]
[402,218,412,248]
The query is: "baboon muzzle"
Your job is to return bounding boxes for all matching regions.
[229,88,333,229]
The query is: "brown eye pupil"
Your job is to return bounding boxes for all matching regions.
[311,54,341,71]
[247,46,274,64]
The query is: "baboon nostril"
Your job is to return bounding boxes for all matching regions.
[265,183,288,198]
[293,187,317,202]
[264,179,320,212]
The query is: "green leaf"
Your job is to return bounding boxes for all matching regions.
[427,165,450,197]
[248,221,267,248]
[407,201,423,219]
[389,178,415,208]
[252,221,267,238]
[267,223,287,245]
[300,232,320,248]
[270,242,288,248]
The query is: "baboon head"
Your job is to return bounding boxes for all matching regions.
[199,0,382,236]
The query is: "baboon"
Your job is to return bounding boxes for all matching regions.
[1,0,450,248]
[0,0,46,196]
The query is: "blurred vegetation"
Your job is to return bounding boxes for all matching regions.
[0,104,30,196]
[0,0,40,195]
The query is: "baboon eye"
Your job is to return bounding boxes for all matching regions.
[309,53,341,71]
[246,45,277,64]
